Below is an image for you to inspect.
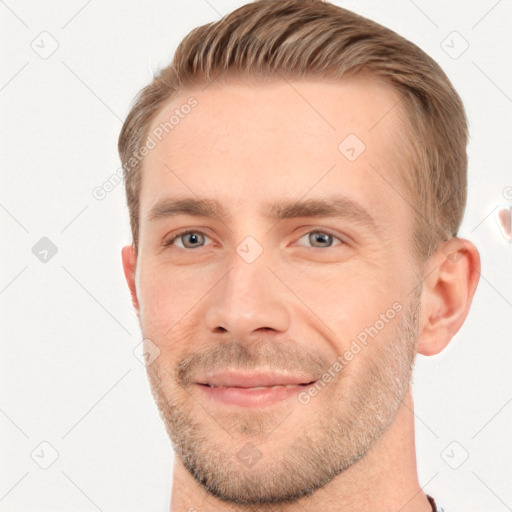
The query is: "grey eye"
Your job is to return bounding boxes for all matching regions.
[298,231,343,248]
[167,231,209,249]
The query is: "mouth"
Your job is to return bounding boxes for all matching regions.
[194,370,317,407]
[199,383,314,389]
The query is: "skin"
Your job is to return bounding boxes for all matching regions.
[121,75,480,511]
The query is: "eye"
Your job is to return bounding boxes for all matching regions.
[163,230,211,249]
[162,228,345,251]
[296,230,345,249]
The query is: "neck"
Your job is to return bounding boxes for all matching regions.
[169,388,432,512]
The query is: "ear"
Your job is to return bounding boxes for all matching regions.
[416,237,481,356]
[121,244,140,317]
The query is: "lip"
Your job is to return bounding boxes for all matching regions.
[195,369,317,388]
[194,370,317,407]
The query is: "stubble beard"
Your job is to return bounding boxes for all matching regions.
[145,290,421,506]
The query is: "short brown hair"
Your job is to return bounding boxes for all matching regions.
[118,0,468,266]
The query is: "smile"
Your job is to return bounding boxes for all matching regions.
[194,370,317,407]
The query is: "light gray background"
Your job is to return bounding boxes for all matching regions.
[1,1,511,511]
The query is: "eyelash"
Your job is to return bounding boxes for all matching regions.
[162,228,346,250]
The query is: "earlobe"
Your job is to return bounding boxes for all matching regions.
[416,237,481,356]
[121,244,140,317]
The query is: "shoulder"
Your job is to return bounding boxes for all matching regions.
[427,494,449,511]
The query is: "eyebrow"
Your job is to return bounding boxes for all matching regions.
[148,195,381,235]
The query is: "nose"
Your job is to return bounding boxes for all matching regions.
[204,251,291,342]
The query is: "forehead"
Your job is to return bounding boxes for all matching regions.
[140,76,411,232]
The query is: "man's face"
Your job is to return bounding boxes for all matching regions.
[130,76,424,504]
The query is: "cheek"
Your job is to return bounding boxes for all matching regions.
[283,262,401,344]
[137,244,407,354]
[137,262,214,338]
